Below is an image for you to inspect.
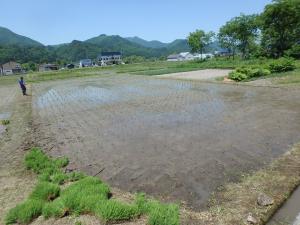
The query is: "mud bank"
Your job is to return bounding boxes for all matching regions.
[32,75,300,209]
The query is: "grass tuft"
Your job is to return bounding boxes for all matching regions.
[29,182,60,201]
[42,199,66,218]
[5,199,43,224]
[147,202,179,225]
[96,200,140,221]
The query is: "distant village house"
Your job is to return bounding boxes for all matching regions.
[39,64,59,72]
[0,61,22,75]
[98,52,122,66]
[79,59,92,67]
[167,52,194,62]
[167,52,214,61]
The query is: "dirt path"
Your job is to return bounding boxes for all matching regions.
[157,69,232,80]
[0,85,36,224]
[31,75,300,210]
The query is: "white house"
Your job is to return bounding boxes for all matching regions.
[193,53,214,60]
[167,52,194,62]
[79,59,93,67]
[98,52,122,66]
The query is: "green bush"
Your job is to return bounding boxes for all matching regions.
[268,57,296,73]
[285,44,300,59]
[229,66,271,81]
[5,199,43,224]
[248,68,271,78]
[228,71,248,81]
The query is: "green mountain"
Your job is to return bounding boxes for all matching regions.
[126,36,168,48]
[0,26,193,64]
[0,27,43,47]
[53,40,101,61]
[166,39,190,53]
[84,34,168,58]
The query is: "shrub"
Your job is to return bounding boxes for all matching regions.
[228,71,248,81]
[229,66,272,81]
[285,44,300,59]
[236,67,252,75]
[29,182,60,201]
[268,57,296,73]
[5,199,43,224]
[248,68,271,78]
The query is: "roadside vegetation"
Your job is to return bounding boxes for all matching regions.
[228,57,297,81]
[5,148,179,225]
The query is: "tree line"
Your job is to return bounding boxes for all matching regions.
[188,0,300,59]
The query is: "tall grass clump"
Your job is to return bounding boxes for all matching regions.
[6,148,180,224]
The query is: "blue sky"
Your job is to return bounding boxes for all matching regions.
[0,0,271,45]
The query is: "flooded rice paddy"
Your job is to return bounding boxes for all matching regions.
[32,75,300,209]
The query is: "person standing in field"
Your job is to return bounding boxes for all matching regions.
[18,77,27,95]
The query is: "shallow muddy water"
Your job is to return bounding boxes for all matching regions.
[267,187,300,225]
[32,75,300,209]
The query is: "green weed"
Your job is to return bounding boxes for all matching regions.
[1,120,10,125]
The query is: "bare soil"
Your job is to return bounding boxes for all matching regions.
[157,69,232,81]
[31,75,300,210]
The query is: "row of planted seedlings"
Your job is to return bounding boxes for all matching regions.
[5,148,179,225]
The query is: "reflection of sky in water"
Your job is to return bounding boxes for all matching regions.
[0,112,11,120]
[35,80,194,109]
